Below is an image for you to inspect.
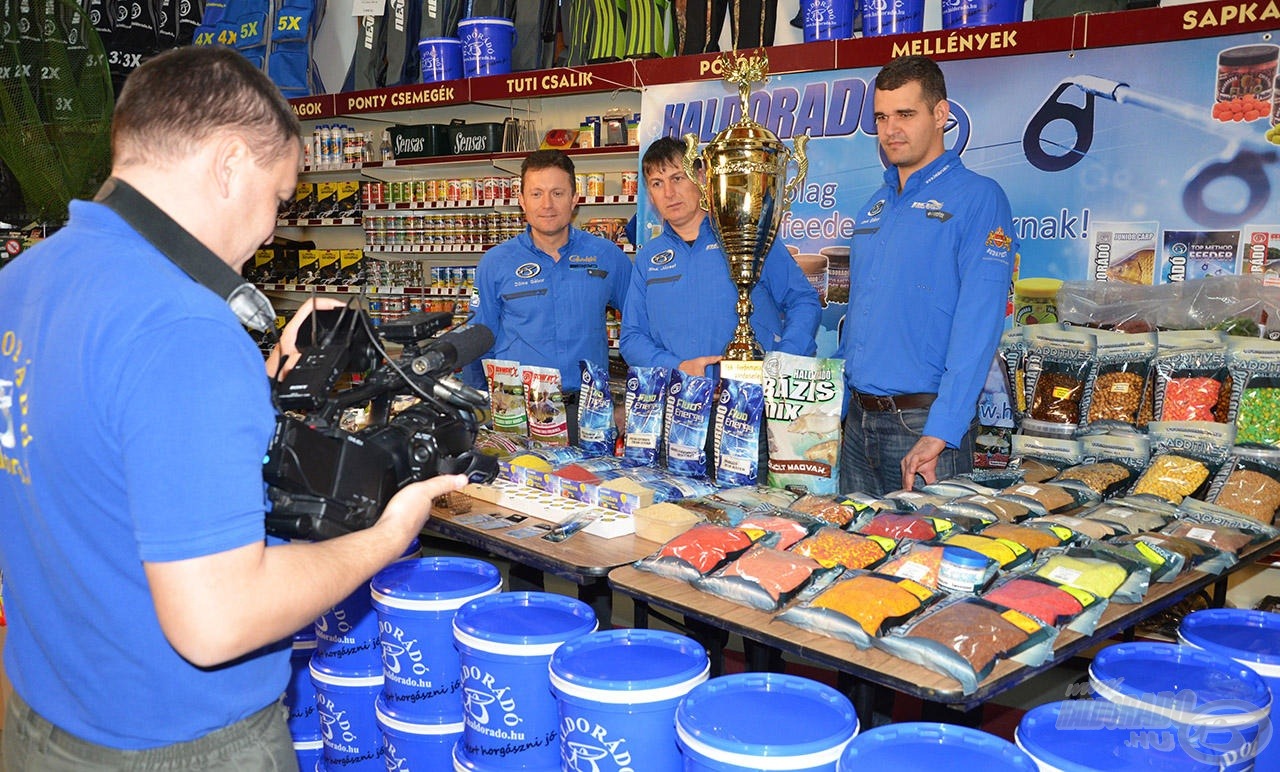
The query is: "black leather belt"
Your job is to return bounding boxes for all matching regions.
[852,390,936,412]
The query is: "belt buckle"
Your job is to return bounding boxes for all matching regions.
[874,394,896,412]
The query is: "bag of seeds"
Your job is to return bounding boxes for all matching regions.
[876,596,1057,695]
[1055,279,1159,334]
[577,359,617,457]
[1051,433,1150,500]
[791,526,896,572]
[1226,337,1280,448]
[1207,447,1280,524]
[878,543,947,591]
[763,352,844,494]
[623,366,670,465]
[783,494,868,529]
[663,370,717,478]
[1022,326,1097,437]
[979,574,1106,633]
[778,569,941,649]
[1080,329,1157,434]
[1126,422,1232,509]
[483,358,528,436]
[1152,345,1231,424]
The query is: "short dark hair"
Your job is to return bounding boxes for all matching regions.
[521,149,576,190]
[875,56,947,108]
[641,137,687,178]
[111,46,300,168]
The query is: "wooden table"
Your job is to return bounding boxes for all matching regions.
[423,500,657,623]
[608,536,1280,718]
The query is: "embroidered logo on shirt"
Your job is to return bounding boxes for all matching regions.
[651,249,675,265]
[470,289,480,310]
[986,227,1013,251]
[515,262,541,279]
[868,200,885,217]
[926,210,953,222]
[912,199,945,211]
[567,254,597,265]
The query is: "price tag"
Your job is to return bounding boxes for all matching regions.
[352,0,383,15]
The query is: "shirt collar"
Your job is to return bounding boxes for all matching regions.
[884,149,960,196]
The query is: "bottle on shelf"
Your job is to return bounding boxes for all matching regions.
[380,129,393,162]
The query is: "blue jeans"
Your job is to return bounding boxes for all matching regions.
[840,398,976,497]
[2,690,298,771]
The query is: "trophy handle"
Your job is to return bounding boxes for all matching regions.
[781,133,810,213]
[682,133,711,212]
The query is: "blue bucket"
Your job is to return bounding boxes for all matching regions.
[941,0,1023,29]
[1017,700,1222,771]
[310,658,385,771]
[1089,642,1272,771]
[861,0,925,36]
[1180,609,1280,770]
[839,722,1036,770]
[377,693,465,770]
[314,584,381,673]
[676,673,859,771]
[293,738,322,771]
[452,591,598,771]
[286,629,319,741]
[371,557,502,722]
[550,629,710,772]
[802,0,858,41]
[457,17,516,78]
[419,37,463,83]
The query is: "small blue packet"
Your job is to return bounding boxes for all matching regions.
[624,366,670,466]
[665,371,717,478]
[577,359,617,457]
[715,378,765,487]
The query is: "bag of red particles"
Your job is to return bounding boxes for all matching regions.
[634,523,760,582]
[980,575,1105,633]
[1153,346,1230,423]
[695,544,832,612]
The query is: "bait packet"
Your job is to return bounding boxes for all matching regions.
[714,378,765,487]
[483,358,528,436]
[623,366,670,466]
[763,352,844,494]
[522,365,569,445]
[576,359,617,457]
[664,371,717,478]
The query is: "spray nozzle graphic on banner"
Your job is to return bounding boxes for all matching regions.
[1023,75,1278,229]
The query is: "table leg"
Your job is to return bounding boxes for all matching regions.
[633,599,650,629]
[577,581,614,628]
[1212,577,1228,608]
[838,672,881,730]
[507,562,545,592]
[920,700,983,728]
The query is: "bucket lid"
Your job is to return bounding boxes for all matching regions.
[1016,700,1220,771]
[293,738,324,751]
[675,673,858,768]
[457,15,515,27]
[374,694,465,735]
[309,657,385,687]
[453,591,597,656]
[840,722,1037,770]
[418,36,461,45]
[550,629,709,702]
[1179,608,1280,677]
[371,557,502,611]
[1089,643,1271,727]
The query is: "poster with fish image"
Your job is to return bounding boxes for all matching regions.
[763,353,844,494]
[521,365,569,446]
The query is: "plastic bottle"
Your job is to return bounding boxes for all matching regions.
[311,127,322,170]
[380,129,394,162]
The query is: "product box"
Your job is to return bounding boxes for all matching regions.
[1241,226,1280,285]
[316,249,341,284]
[314,181,339,218]
[388,124,450,159]
[290,182,316,219]
[334,180,361,218]
[1159,229,1241,282]
[297,249,321,284]
[338,250,363,284]
[1089,221,1159,284]
[448,121,504,155]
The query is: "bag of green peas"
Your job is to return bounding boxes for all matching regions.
[1226,337,1280,448]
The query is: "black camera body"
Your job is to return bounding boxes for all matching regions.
[263,308,496,541]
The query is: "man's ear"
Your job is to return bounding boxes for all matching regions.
[934,98,951,130]
[209,133,252,199]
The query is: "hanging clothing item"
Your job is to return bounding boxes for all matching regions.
[342,5,386,91]
[563,0,625,65]
[679,0,774,55]
[510,0,556,72]
[623,0,671,59]
[270,0,325,97]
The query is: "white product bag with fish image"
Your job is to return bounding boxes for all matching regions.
[483,358,528,436]
[763,352,844,494]
[521,365,569,445]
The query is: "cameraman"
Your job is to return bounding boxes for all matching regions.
[0,46,466,769]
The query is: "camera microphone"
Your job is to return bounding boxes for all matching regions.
[410,324,494,377]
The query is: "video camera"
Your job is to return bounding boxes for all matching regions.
[263,305,497,541]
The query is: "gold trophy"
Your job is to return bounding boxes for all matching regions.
[683,49,809,373]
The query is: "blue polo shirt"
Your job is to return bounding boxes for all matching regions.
[620,217,820,369]
[838,150,1016,447]
[470,226,629,391]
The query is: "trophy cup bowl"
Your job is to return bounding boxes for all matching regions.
[682,51,808,362]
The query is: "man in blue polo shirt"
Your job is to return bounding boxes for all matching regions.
[837,55,1016,495]
[469,149,630,444]
[620,136,820,377]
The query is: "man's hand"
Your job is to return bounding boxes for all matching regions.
[679,355,722,378]
[901,435,947,491]
[376,474,470,545]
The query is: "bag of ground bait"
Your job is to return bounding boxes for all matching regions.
[714,378,765,487]
[979,522,1075,555]
[858,512,958,542]
[778,569,940,648]
[923,478,997,499]
[1127,422,1232,508]
[979,575,1105,633]
[1051,432,1150,501]
[1010,434,1083,483]
[1080,501,1171,535]
[1025,513,1118,542]
[639,471,718,503]
[879,544,946,591]
[623,366,670,465]
[783,494,866,529]
[877,596,1057,695]
[737,513,813,550]
[1113,530,1232,574]
[634,523,760,582]
[1166,498,1279,555]
[1088,539,1186,583]
[942,533,1034,570]
[791,526,896,572]
[1023,326,1096,435]
[577,359,617,457]
[961,468,1027,490]
[712,485,801,512]
[1032,548,1150,604]
[763,352,844,494]
[695,544,830,612]
[1080,329,1157,434]
[663,370,717,478]
[483,358,528,435]
[1226,338,1280,448]
[1153,347,1231,424]
[941,494,1025,524]
[881,490,957,512]
[522,364,570,445]
[1207,448,1280,524]
[1052,461,1138,500]
[998,481,1096,516]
